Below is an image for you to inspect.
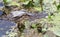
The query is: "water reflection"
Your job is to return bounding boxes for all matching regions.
[0,2,4,16]
[0,20,16,37]
[0,2,4,7]
[0,11,3,16]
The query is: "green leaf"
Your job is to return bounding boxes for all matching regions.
[33,0,40,7]
[3,0,12,4]
[57,5,60,10]
[42,28,47,32]
[23,1,34,8]
[48,26,60,36]
[44,34,49,37]
[34,7,42,11]
[24,21,30,29]
[32,23,36,28]
[23,1,30,5]
[8,2,20,6]
[53,30,60,36]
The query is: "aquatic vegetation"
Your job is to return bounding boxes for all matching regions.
[0,0,60,37]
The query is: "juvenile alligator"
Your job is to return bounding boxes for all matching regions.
[6,10,48,21]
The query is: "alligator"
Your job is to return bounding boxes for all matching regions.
[6,10,48,22]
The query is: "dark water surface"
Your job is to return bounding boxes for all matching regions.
[0,20,16,37]
[0,2,4,7]
[0,11,3,16]
[0,2,4,16]
[0,2,16,35]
